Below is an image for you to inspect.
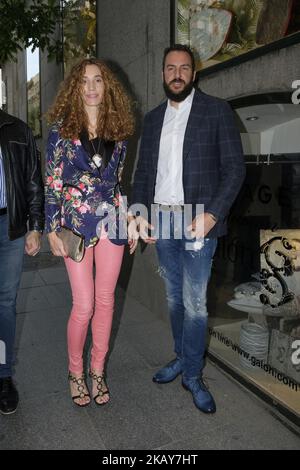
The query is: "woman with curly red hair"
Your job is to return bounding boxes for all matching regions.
[45,58,137,407]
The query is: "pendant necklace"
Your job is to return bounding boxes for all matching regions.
[90,137,103,170]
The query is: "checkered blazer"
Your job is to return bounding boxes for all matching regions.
[132,89,246,237]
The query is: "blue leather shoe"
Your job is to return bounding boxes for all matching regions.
[182,376,216,413]
[152,358,182,384]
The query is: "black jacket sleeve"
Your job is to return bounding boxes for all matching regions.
[25,125,45,232]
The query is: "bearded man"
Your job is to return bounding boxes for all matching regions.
[132,44,245,414]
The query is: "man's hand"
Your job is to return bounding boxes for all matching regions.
[25,231,42,256]
[47,231,68,257]
[136,215,156,244]
[187,212,217,239]
[127,216,139,254]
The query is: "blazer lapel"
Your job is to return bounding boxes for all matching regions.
[183,90,208,161]
[152,101,167,168]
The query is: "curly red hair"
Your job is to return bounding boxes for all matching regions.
[47,58,135,140]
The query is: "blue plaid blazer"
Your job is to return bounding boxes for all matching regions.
[132,89,246,237]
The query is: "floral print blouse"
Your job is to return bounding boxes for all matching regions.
[45,125,127,247]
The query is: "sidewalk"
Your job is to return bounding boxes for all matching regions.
[0,240,300,450]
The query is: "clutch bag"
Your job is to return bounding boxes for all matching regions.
[57,226,85,262]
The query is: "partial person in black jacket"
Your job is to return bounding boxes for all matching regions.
[132,45,245,414]
[0,109,44,414]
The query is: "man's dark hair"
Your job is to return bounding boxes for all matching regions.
[162,44,195,72]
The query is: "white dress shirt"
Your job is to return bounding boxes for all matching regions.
[154,88,195,205]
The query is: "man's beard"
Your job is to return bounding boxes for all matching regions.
[163,78,194,102]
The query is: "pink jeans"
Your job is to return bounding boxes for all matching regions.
[64,235,124,375]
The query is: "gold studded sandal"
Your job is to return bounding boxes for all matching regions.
[68,372,91,407]
[89,370,110,406]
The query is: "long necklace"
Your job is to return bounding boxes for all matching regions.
[90,137,103,170]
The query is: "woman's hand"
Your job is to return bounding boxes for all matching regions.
[47,231,68,257]
[136,215,156,244]
[127,216,139,254]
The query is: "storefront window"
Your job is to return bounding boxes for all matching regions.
[2,78,7,112]
[207,95,300,420]
[0,69,6,111]
[26,46,41,137]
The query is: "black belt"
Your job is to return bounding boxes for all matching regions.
[0,207,7,216]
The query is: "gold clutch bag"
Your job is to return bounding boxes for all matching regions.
[57,227,85,262]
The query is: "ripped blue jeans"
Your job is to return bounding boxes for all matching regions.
[155,210,217,379]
